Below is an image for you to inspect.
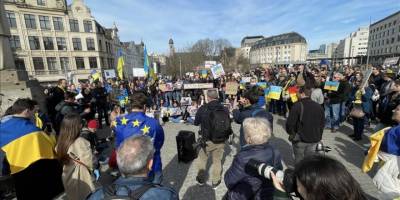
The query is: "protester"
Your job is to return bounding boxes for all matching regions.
[271,155,369,200]
[56,113,97,200]
[88,135,178,200]
[92,81,110,129]
[194,89,232,188]
[233,87,273,147]
[224,117,282,199]
[0,98,63,199]
[113,91,165,184]
[286,87,325,163]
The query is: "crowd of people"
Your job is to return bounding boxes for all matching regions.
[0,63,399,200]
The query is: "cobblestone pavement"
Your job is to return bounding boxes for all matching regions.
[54,114,380,200]
[159,114,380,200]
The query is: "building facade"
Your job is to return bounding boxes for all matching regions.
[121,41,144,79]
[249,32,307,67]
[368,11,400,66]
[334,27,369,65]
[3,0,120,84]
[240,35,263,59]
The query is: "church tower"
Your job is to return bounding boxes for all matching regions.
[169,38,175,57]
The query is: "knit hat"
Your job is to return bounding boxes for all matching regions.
[87,119,99,129]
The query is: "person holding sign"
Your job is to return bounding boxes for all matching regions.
[324,73,351,133]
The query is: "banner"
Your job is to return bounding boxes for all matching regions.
[104,69,116,79]
[267,86,282,100]
[159,83,173,92]
[132,68,146,77]
[210,64,225,78]
[324,81,340,91]
[183,83,214,90]
[225,82,239,95]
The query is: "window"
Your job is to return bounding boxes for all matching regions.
[89,57,98,68]
[39,16,51,30]
[83,20,93,32]
[69,19,79,32]
[28,36,40,50]
[47,57,57,73]
[9,35,21,50]
[75,57,85,69]
[6,12,17,28]
[72,38,82,50]
[24,14,36,29]
[32,57,44,71]
[43,37,54,50]
[53,17,64,31]
[98,40,103,51]
[60,57,69,71]
[37,0,45,6]
[56,37,67,50]
[86,38,95,50]
[15,58,26,70]
[392,37,395,44]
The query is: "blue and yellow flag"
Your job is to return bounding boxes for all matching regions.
[324,81,340,91]
[113,112,164,172]
[91,69,101,81]
[267,86,282,100]
[362,127,391,173]
[144,46,149,77]
[117,49,124,80]
[0,117,57,174]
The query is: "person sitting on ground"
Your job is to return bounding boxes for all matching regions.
[271,155,369,200]
[232,87,273,147]
[88,135,178,200]
[224,117,283,200]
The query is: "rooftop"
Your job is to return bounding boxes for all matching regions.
[251,32,307,50]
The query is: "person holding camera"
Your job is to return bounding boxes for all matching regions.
[286,86,325,163]
[194,89,232,188]
[270,155,369,200]
[224,117,283,200]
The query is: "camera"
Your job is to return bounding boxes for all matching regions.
[246,159,296,194]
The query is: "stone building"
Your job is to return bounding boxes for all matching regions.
[368,11,400,66]
[249,32,307,67]
[240,35,264,59]
[3,0,120,84]
[121,41,144,79]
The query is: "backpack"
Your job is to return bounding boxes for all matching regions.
[102,183,158,200]
[202,104,232,143]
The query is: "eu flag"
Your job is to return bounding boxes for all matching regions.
[113,112,164,172]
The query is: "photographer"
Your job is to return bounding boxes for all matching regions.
[270,155,369,200]
[224,117,282,200]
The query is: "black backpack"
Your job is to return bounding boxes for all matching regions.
[202,104,232,143]
[102,183,158,200]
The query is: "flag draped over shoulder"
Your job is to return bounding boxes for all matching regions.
[0,117,57,174]
[117,49,124,80]
[362,127,391,173]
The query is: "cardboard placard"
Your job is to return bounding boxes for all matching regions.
[225,82,239,95]
[159,83,173,92]
[324,81,340,91]
[183,83,214,90]
[180,97,192,106]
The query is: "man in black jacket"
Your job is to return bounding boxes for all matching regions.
[286,87,325,163]
[233,87,273,147]
[92,81,109,129]
[194,89,231,188]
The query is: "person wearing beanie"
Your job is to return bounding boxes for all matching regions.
[81,119,99,152]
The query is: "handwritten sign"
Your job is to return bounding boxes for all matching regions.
[225,82,239,95]
[210,64,225,78]
[324,81,340,91]
[183,83,214,90]
[159,83,173,92]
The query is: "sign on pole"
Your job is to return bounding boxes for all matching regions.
[210,64,225,78]
[104,69,116,79]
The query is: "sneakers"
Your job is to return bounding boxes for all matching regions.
[212,180,221,189]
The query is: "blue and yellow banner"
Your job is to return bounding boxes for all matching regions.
[267,86,282,100]
[324,81,340,91]
[0,117,57,174]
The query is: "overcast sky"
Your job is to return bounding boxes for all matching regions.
[71,0,399,54]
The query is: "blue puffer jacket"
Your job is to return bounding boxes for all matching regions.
[224,143,283,200]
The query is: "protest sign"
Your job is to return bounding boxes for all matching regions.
[241,77,252,83]
[256,82,267,89]
[159,83,174,92]
[183,83,214,90]
[361,67,373,88]
[180,97,192,106]
[205,61,217,69]
[132,68,146,77]
[267,86,282,100]
[104,69,116,79]
[225,82,239,95]
[324,81,340,91]
[210,64,225,78]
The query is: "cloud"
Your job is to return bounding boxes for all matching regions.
[72,0,399,53]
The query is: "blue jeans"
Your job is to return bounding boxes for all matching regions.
[164,92,173,106]
[174,90,182,103]
[170,116,182,123]
[325,103,341,129]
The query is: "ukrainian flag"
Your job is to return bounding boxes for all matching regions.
[0,117,57,174]
[117,49,124,80]
[267,86,282,100]
[362,127,391,173]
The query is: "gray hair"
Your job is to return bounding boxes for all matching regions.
[243,117,272,145]
[207,89,219,100]
[116,135,155,176]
